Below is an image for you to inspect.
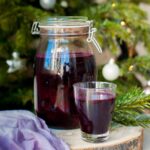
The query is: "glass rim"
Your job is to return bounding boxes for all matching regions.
[73,81,117,90]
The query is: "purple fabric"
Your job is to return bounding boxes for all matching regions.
[0,110,70,150]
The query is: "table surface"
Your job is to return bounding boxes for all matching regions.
[52,126,143,150]
[52,127,150,150]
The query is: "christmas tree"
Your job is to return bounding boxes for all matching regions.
[0,0,150,126]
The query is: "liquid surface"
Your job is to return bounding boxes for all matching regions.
[76,92,115,134]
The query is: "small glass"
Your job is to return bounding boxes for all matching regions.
[73,81,117,142]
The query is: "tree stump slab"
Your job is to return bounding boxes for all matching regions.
[52,126,143,150]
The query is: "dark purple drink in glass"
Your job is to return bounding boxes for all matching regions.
[34,52,96,128]
[76,92,115,134]
[73,82,116,142]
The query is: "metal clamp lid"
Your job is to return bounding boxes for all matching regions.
[31,19,102,53]
[87,27,102,53]
[31,22,40,35]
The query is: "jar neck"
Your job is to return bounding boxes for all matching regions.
[40,34,89,40]
[39,26,89,37]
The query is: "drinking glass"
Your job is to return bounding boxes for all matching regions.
[73,81,117,142]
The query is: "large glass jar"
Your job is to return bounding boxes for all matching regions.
[32,16,102,129]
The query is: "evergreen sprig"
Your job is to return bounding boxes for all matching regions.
[117,0,150,4]
[120,56,150,79]
[80,1,150,54]
[113,87,150,127]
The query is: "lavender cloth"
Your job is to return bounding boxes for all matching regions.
[0,110,70,150]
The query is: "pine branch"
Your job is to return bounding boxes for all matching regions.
[80,1,150,54]
[0,5,49,56]
[113,87,150,127]
[116,0,150,4]
[116,87,150,110]
[120,56,150,79]
[113,110,150,127]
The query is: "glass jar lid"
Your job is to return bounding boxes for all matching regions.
[31,16,102,53]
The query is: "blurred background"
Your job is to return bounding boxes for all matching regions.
[0,0,150,112]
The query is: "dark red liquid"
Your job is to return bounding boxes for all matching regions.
[34,52,96,128]
[76,92,115,134]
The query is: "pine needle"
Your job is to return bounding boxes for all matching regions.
[113,87,150,127]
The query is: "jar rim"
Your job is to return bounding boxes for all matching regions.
[39,16,91,28]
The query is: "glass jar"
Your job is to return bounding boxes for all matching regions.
[32,16,102,129]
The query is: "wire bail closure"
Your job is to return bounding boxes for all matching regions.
[31,21,40,34]
[87,22,102,53]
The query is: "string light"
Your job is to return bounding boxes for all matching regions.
[121,21,126,26]
[112,3,116,8]
[61,1,68,8]
[128,65,134,71]
[127,28,132,33]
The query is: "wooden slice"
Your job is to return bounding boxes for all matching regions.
[52,126,143,150]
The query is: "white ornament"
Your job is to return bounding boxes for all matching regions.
[6,51,24,73]
[39,0,56,10]
[102,58,120,81]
